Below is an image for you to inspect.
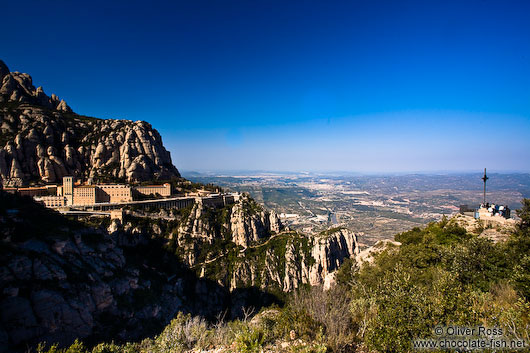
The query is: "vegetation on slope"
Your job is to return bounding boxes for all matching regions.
[35,199,530,353]
[338,202,530,352]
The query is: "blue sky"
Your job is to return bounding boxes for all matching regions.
[2,0,530,172]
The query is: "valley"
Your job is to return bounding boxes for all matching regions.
[2,50,530,353]
[184,171,530,247]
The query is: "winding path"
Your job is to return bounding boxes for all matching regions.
[191,231,290,268]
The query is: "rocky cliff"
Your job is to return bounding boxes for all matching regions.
[0,60,180,185]
[107,194,359,294]
[176,195,281,248]
[227,227,359,292]
[229,197,282,247]
[0,192,280,352]
[163,194,359,293]
[0,190,359,351]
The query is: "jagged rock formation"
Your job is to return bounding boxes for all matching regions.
[118,194,359,293]
[0,61,70,112]
[176,195,282,249]
[0,60,180,185]
[230,197,281,247]
[177,201,226,244]
[308,228,359,285]
[228,228,359,292]
[165,195,359,292]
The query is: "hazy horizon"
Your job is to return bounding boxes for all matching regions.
[180,169,530,176]
[2,0,529,173]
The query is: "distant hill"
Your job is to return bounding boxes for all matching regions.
[0,60,180,186]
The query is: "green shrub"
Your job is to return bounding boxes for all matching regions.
[90,342,122,353]
[289,341,327,353]
[35,340,87,353]
[234,326,265,353]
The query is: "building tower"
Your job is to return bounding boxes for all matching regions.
[481,168,488,206]
[63,176,74,205]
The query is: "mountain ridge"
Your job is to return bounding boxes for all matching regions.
[0,59,180,186]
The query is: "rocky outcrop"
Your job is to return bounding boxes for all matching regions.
[176,194,282,257]
[308,228,359,285]
[265,228,359,291]
[449,213,516,242]
[177,202,222,244]
[0,62,68,112]
[0,192,266,353]
[138,194,358,293]
[187,210,358,292]
[230,196,281,247]
[0,60,180,185]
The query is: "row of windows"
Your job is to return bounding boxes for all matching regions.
[45,202,64,207]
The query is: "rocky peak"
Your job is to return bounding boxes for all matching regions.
[0,60,180,185]
[0,60,71,112]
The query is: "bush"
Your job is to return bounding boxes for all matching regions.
[234,326,265,353]
[275,286,354,352]
[90,342,122,353]
[36,340,86,353]
[357,266,475,352]
[154,312,210,352]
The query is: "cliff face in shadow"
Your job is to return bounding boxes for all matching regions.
[0,192,278,353]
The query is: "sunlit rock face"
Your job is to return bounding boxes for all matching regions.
[227,227,359,292]
[171,193,358,292]
[0,60,71,111]
[0,60,180,186]
[229,196,282,248]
